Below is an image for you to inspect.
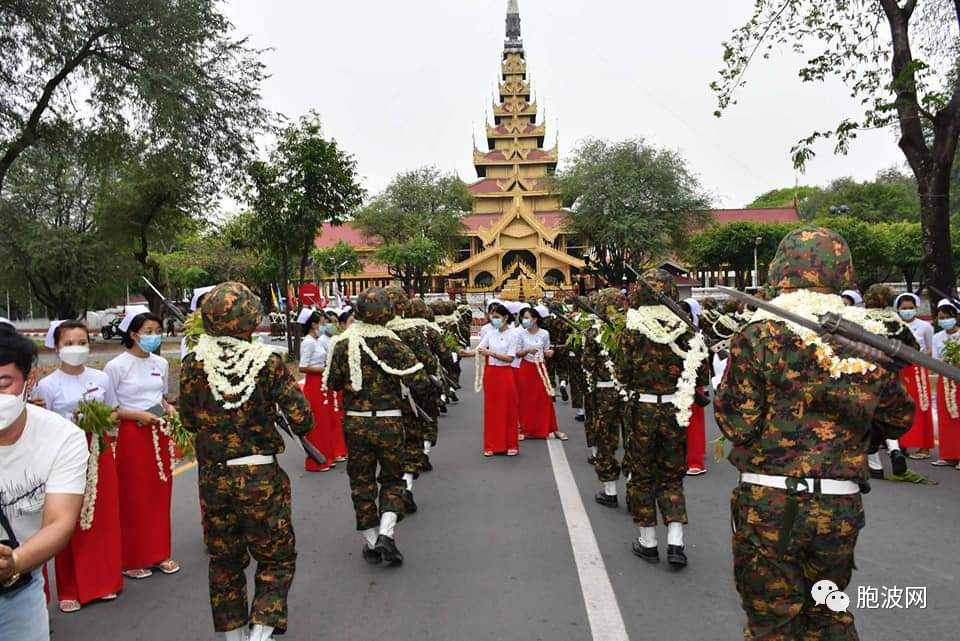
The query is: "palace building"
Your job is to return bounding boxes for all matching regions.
[313,1,799,299]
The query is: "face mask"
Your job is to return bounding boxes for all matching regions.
[898,309,917,322]
[59,345,90,367]
[324,324,335,335]
[491,318,503,329]
[138,335,163,353]
[939,318,957,331]
[521,319,532,329]
[0,389,26,431]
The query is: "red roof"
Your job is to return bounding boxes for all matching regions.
[711,207,800,225]
[314,223,379,249]
[468,179,506,194]
[461,214,500,230]
[536,211,567,229]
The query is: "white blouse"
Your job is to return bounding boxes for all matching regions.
[905,318,934,355]
[517,328,551,363]
[932,330,960,361]
[104,351,169,411]
[478,327,521,368]
[33,367,118,421]
[299,334,328,369]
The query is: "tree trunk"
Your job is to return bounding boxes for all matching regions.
[281,249,293,356]
[919,178,955,302]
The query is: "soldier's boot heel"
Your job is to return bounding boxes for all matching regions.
[594,491,618,508]
[631,540,659,563]
[362,545,383,564]
[890,450,908,476]
[667,545,688,568]
[403,490,418,514]
[375,535,404,566]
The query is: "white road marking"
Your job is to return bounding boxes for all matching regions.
[547,439,631,641]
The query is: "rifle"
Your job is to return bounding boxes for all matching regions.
[276,406,327,467]
[719,287,960,383]
[570,296,617,330]
[141,276,186,324]
[624,263,701,336]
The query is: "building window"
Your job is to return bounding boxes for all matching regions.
[474,271,494,288]
[544,269,566,286]
[565,234,586,259]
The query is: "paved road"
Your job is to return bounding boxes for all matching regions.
[48,360,958,641]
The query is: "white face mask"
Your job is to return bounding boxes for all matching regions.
[59,345,90,367]
[0,388,27,431]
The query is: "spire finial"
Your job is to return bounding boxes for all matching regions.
[505,0,523,53]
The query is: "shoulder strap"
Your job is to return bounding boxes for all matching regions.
[0,504,18,543]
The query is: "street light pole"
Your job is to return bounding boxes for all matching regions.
[752,236,762,290]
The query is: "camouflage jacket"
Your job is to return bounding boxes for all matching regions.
[581,323,613,383]
[327,335,433,412]
[714,319,914,480]
[424,326,455,377]
[180,353,313,463]
[615,328,708,395]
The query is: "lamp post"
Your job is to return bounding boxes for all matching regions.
[334,259,350,306]
[752,236,762,290]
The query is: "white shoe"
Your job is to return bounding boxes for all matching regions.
[249,625,274,641]
[224,628,248,641]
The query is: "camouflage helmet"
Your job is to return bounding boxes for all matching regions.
[864,283,896,310]
[201,282,262,337]
[594,287,625,312]
[356,287,393,325]
[767,226,854,294]
[383,286,409,318]
[408,298,435,322]
[628,268,678,307]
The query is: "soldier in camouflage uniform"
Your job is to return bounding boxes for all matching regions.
[327,288,433,566]
[582,288,628,507]
[714,227,915,641]
[615,269,709,568]
[382,287,435,514]
[408,297,453,464]
[180,282,313,641]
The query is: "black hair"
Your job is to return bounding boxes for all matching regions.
[679,301,692,315]
[300,311,322,336]
[121,312,162,349]
[896,296,918,310]
[841,294,856,305]
[520,306,542,323]
[0,325,37,380]
[324,310,339,323]
[53,320,89,347]
[939,304,959,319]
[338,308,354,324]
[488,303,510,320]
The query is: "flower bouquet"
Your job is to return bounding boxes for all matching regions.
[72,400,118,530]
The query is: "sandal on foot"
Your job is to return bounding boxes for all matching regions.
[123,568,152,580]
[908,452,930,460]
[156,560,181,575]
[554,432,569,441]
[506,449,519,456]
[101,593,119,601]
[483,451,494,457]
[931,459,957,467]
[59,600,81,613]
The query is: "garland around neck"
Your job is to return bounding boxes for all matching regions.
[386,316,443,335]
[322,321,424,392]
[749,291,887,379]
[193,334,276,409]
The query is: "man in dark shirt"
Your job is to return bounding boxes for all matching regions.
[715,228,915,641]
[180,282,312,641]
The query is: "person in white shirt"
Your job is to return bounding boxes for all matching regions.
[32,321,122,613]
[180,285,217,360]
[0,325,88,641]
[460,303,521,456]
[298,309,337,472]
[840,289,863,306]
[932,299,960,468]
[103,307,180,579]
[515,307,565,440]
[893,293,936,459]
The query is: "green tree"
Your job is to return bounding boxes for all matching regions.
[353,166,471,293]
[246,114,365,353]
[555,138,712,285]
[802,173,920,223]
[313,241,362,299]
[887,221,925,292]
[813,217,895,291]
[686,222,799,289]
[746,185,821,216]
[0,0,269,193]
[714,1,960,298]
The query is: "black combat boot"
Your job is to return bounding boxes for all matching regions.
[362,545,382,564]
[403,490,418,514]
[667,545,688,568]
[890,449,908,476]
[594,491,618,508]
[421,454,433,472]
[375,535,404,566]
[632,540,659,563]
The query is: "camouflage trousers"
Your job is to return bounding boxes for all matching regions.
[625,401,687,526]
[731,484,862,641]
[570,370,585,411]
[199,462,296,634]
[593,387,625,483]
[344,415,406,530]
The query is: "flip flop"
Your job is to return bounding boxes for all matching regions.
[506,449,519,456]
[156,560,181,575]
[483,451,494,457]
[59,600,81,613]
[123,569,152,580]
[930,459,956,466]
[908,452,930,460]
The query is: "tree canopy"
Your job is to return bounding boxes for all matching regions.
[555,138,712,285]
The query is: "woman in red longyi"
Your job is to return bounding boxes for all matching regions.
[515,306,565,440]
[298,309,336,472]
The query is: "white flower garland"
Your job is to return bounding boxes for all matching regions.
[534,356,555,397]
[749,291,887,379]
[915,367,930,412]
[78,437,101,531]
[945,378,960,420]
[151,418,176,483]
[322,321,424,392]
[386,316,443,335]
[194,335,276,409]
[474,351,485,393]
[625,306,709,427]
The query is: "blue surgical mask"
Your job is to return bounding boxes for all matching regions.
[491,317,503,329]
[898,309,917,322]
[138,335,163,353]
[324,324,335,335]
[939,318,957,331]
[521,319,533,329]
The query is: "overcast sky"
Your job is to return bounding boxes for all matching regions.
[222,0,906,209]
